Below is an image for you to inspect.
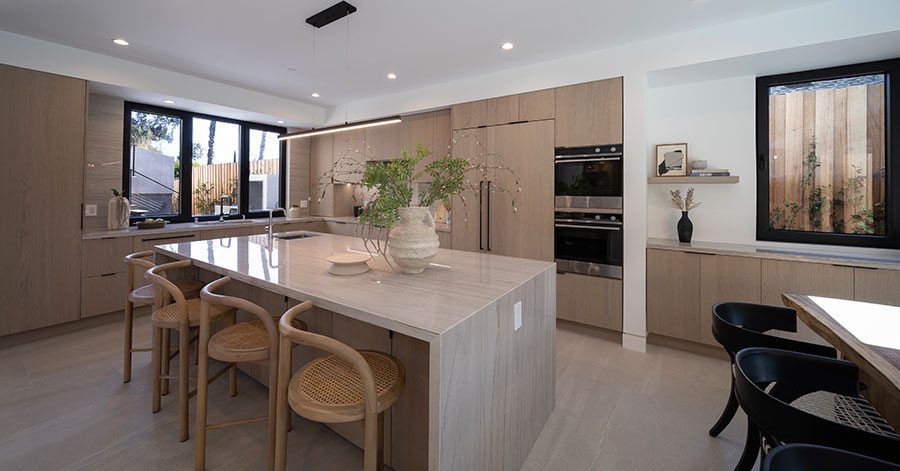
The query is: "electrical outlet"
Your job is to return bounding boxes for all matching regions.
[514,301,522,331]
[84,204,97,216]
[299,200,308,208]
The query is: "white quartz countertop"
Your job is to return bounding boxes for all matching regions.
[83,215,450,239]
[155,232,552,341]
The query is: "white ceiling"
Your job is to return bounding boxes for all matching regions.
[0,0,832,109]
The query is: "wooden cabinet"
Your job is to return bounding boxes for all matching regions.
[518,89,555,121]
[81,273,127,318]
[365,121,404,161]
[450,128,487,253]
[451,100,487,130]
[437,231,452,249]
[333,128,367,182]
[646,249,701,342]
[554,77,623,147]
[278,221,327,233]
[82,237,134,277]
[557,272,622,331]
[309,135,334,216]
[325,221,360,237]
[486,95,519,126]
[854,268,900,307]
[133,231,200,287]
[698,255,761,346]
[1,64,87,335]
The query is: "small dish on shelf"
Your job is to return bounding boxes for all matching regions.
[136,220,168,230]
[326,253,372,276]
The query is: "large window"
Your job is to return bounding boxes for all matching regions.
[124,103,286,223]
[756,59,900,248]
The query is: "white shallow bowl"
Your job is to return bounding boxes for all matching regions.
[326,253,372,276]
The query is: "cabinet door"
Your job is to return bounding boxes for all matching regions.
[486,95,519,126]
[451,100,487,130]
[82,237,134,277]
[1,65,86,334]
[450,128,486,253]
[405,112,435,181]
[854,268,900,307]
[646,249,701,342]
[486,120,554,261]
[366,119,404,161]
[698,255,761,346]
[554,78,623,147]
[557,272,622,331]
[518,89,555,121]
[81,273,128,318]
[133,231,201,287]
[333,128,367,182]
[309,135,334,216]
[761,259,854,346]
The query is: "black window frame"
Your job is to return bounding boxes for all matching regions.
[756,58,900,249]
[122,101,287,224]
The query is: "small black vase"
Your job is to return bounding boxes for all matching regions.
[677,211,693,243]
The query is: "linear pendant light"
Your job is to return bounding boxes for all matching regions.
[277,116,401,141]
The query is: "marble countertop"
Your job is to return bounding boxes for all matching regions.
[155,232,552,341]
[647,237,900,270]
[83,215,450,239]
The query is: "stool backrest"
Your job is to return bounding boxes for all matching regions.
[145,260,191,317]
[712,302,836,359]
[124,250,156,291]
[199,276,277,351]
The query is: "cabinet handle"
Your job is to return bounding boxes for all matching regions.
[486,181,492,252]
[478,181,484,251]
[141,234,197,242]
[101,272,117,277]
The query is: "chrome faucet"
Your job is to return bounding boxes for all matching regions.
[267,207,286,243]
[218,195,230,222]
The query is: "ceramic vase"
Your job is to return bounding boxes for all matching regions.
[288,206,302,218]
[387,207,440,274]
[108,196,130,230]
[677,211,693,243]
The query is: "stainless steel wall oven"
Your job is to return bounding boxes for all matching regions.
[554,211,623,279]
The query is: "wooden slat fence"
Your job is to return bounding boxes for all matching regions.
[768,82,885,234]
[190,160,279,213]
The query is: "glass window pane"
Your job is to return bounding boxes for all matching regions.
[248,129,281,211]
[128,111,182,218]
[191,118,241,217]
[767,74,887,235]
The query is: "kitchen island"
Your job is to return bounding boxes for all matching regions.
[155,231,555,471]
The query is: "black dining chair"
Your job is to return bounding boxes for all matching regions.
[764,444,900,471]
[709,302,839,469]
[734,347,900,471]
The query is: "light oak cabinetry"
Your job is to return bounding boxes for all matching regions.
[325,221,359,237]
[309,135,335,216]
[557,272,622,331]
[698,255,761,346]
[1,64,87,335]
[854,268,900,307]
[554,77,623,147]
[80,237,134,319]
[646,249,701,342]
[450,100,487,130]
[518,89,555,121]
[486,95,519,126]
[81,273,128,318]
[82,237,135,277]
[450,128,487,253]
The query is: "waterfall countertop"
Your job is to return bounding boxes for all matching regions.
[154,232,552,342]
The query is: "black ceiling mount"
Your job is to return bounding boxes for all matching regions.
[306,1,357,28]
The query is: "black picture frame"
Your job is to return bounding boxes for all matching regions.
[755,58,900,249]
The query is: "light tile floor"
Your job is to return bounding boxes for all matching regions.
[0,316,751,470]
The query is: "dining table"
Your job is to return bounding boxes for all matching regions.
[782,294,900,431]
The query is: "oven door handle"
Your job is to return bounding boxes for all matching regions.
[554,223,621,231]
[555,157,622,163]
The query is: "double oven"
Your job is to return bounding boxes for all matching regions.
[554,145,623,279]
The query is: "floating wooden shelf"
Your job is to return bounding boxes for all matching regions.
[647,176,740,184]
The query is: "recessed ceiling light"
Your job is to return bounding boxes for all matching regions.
[287,67,297,72]
[277,120,285,124]
[311,92,320,98]
[387,73,397,80]
[112,38,130,46]
[162,99,176,104]
[500,42,514,51]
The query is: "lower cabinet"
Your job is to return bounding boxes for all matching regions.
[854,267,900,307]
[326,221,360,237]
[437,231,452,249]
[646,249,700,342]
[697,255,761,346]
[81,272,127,318]
[557,272,622,331]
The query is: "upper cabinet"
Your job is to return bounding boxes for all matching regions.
[554,77,623,147]
[365,119,405,161]
[451,100,487,130]
[486,95,519,126]
[518,89,555,122]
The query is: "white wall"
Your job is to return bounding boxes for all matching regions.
[646,76,758,244]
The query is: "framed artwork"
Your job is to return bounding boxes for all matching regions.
[656,143,688,176]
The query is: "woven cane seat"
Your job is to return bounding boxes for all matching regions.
[150,298,234,328]
[792,391,900,439]
[208,318,308,363]
[130,280,204,305]
[288,350,406,423]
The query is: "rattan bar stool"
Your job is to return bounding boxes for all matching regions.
[274,301,406,471]
[123,251,203,384]
[195,276,308,471]
[146,260,236,442]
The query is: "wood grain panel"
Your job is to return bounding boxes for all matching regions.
[450,128,486,253]
[391,333,429,471]
[868,83,886,207]
[287,135,311,215]
[554,78,623,147]
[81,237,134,277]
[83,93,125,231]
[589,77,623,146]
[486,95,519,126]
[333,128,367,183]
[698,255,761,346]
[846,85,868,224]
[783,91,804,223]
[437,231,452,249]
[134,231,200,287]
[405,112,435,182]
[814,89,834,231]
[761,259,853,346]
[487,120,554,261]
[432,109,451,160]
[309,135,334,216]
[646,249,700,342]
[80,273,128,318]
[833,88,847,226]
[450,100,486,130]
[556,272,622,331]
[518,89,554,121]
[0,64,86,334]
[365,119,403,161]
[854,268,900,307]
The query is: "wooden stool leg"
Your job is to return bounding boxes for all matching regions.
[179,322,191,442]
[362,412,384,471]
[229,363,237,397]
[195,325,211,470]
[161,328,171,396]
[123,301,134,383]
[274,336,292,471]
[151,326,162,413]
[194,328,199,366]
